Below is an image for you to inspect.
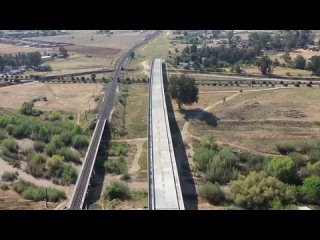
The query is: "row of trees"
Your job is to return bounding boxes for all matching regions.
[175,44,259,69]
[248,30,314,52]
[257,55,320,75]
[0,52,42,70]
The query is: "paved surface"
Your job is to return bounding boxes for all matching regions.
[148,59,184,210]
[68,31,160,210]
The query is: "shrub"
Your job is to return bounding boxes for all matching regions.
[0,128,7,140]
[48,112,61,121]
[61,164,78,185]
[230,171,292,209]
[104,156,127,174]
[193,147,214,172]
[56,147,81,163]
[67,115,74,120]
[300,176,320,204]
[34,141,45,152]
[276,142,296,154]
[206,159,236,184]
[0,183,9,191]
[266,157,297,183]
[288,152,307,168]
[308,150,320,164]
[45,143,57,156]
[1,171,18,181]
[104,181,130,201]
[199,182,224,204]
[1,138,17,153]
[45,155,64,177]
[306,162,320,176]
[72,134,89,151]
[238,152,266,173]
[109,143,128,157]
[26,153,46,177]
[13,180,66,202]
[218,147,239,167]
[121,170,131,181]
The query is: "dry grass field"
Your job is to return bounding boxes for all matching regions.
[26,30,152,50]
[0,43,42,54]
[188,88,320,154]
[0,82,104,112]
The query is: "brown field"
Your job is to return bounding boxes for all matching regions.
[57,45,121,57]
[26,30,153,50]
[0,82,104,112]
[0,43,42,54]
[188,88,320,154]
[0,189,59,210]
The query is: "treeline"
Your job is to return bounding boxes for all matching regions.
[0,52,42,70]
[174,44,258,70]
[248,30,314,52]
[194,136,320,209]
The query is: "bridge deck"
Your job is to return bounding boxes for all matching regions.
[149,59,184,210]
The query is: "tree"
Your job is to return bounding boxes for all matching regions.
[129,51,135,59]
[230,171,293,209]
[59,46,69,58]
[257,55,273,75]
[307,56,320,76]
[300,176,320,204]
[266,157,297,183]
[169,75,199,110]
[293,55,306,69]
[281,52,292,64]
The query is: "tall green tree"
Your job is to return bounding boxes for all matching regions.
[59,46,69,58]
[169,75,199,110]
[307,56,320,75]
[257,55,273,75]
[293,55,306,69]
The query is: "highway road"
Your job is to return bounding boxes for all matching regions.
[68,31,160,210]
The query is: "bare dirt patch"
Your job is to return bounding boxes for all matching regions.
[57,45,121,57]
[0,82,104,112]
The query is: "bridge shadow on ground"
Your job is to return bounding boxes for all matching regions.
[162,63,198,210]
[180,108,218,127]
[85,124,111,209]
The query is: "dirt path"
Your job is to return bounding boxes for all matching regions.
[169,71,320,82]
[141,60,151,76]
[199,86,290,94]
[77,112,80,125]
[113,138,147,174]
[216,141,281,157]
[0,157,70,192]
[181,87,285,158]
[181,92,240,143]
[129,141,143,174]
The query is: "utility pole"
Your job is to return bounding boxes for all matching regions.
[45,187,48,209]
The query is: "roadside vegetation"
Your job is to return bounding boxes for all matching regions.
[194,136,320,209]
[0,104,93,186]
